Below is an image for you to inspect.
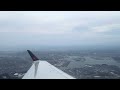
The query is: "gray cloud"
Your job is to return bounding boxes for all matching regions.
[0,11,120,50]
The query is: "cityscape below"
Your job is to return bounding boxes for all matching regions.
[0,46,120,79]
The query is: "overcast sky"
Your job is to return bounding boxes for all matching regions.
[0,11,120,50]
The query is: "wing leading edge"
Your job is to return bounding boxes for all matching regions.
[22,50,75,79]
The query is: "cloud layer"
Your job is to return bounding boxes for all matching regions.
[0,11,120,50]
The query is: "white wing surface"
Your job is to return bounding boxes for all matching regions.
[22,50,75,79]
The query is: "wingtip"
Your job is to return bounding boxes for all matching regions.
[27,50,39,61]
[27,50,30,52]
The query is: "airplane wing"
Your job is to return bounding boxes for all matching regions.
[22,50,75,79]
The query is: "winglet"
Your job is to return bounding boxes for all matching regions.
[27,50,39,61]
